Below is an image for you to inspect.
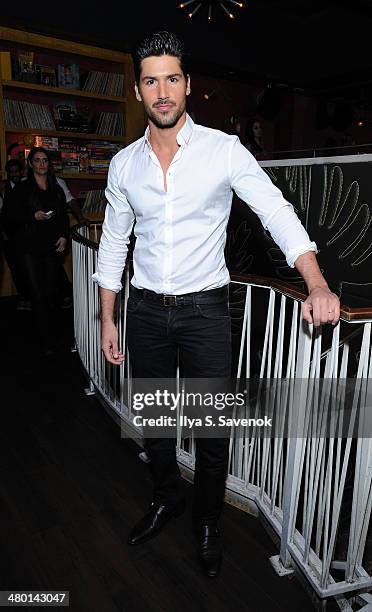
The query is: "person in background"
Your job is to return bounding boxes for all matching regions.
[0,159,31,310]
[245,118,266,159]
[53,176,87,309]
[56,175,87,225]
[2,147,70,356]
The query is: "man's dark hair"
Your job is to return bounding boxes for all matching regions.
[132,31,187,83]
[5,158,23,172]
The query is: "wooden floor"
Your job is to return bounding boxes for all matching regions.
[0,297,339,612]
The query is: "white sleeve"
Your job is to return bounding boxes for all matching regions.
[229,138,317,268]
[56,177,74,203]
[91,156,135,293]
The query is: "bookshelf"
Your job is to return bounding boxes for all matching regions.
[0,26,145,296]
[2,79,127,103]
[0,26,145,179]
[5,127,126,142]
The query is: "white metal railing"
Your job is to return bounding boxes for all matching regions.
[72,223,372,609]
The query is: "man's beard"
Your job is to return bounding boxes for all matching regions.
[145,100,186,129]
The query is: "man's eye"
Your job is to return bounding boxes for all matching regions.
[170,77,178,83]
[146,79,155,85]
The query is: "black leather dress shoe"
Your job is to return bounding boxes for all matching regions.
[128,498,186,546]
[195,523,222,578]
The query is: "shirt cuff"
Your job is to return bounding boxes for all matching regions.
[92,271,122,293]
[286,242,318,268]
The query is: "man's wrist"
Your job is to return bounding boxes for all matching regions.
[101,315,114,324]
[307,281,329,293]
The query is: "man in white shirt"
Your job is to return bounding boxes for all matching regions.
[93,31,340,577]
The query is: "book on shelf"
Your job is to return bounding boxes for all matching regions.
[81,70,124,96]
[49,151,63,173]
[95,111,124,136]
[16,50,38,83]
[86,140,121,173]
[81,189,107,214]
[78,145,90,172]
[57,64,79,89]
[34,136,59,150]
[4,99,55,130]
[35,64,57,87]
[0,51,12,80]
[59,138,77,173]
[59,138,77,150]
[63,160,80,173]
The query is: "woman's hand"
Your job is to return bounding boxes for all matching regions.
[55,237,67,252]
[34,210,50,221]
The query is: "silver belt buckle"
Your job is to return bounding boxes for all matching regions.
[163,294,177,306]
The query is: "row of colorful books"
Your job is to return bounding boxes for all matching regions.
[34,136,121,174]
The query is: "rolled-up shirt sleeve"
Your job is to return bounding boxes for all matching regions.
[92,156,135,292]
[229,138,317,268]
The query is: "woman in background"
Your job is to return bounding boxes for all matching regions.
[245,118,266,159]
[3,147,70,355]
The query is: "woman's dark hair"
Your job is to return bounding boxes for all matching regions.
[27,147,59,190]
[26,146,65,208]
[245,118,263,153]
[132,31,188,83]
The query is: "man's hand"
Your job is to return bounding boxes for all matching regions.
[294,252,340,327]
[101,319,125,365]
[302,287,340,327]
[55,237,67,252]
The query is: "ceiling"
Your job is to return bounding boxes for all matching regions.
[1,1,372,94]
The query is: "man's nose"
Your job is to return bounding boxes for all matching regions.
[157,80,169,100]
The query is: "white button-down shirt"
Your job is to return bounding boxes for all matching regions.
[92,114,317,294]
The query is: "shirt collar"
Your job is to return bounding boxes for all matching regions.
[176,113,194,145]
[143,113,194,151]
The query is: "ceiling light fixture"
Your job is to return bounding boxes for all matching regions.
[179,0,245,21]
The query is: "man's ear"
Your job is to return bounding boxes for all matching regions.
[186,74,191,96]
[134,83,142,102]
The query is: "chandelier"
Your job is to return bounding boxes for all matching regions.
[178,0,245,21]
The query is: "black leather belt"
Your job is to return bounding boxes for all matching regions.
[130,285,229,307]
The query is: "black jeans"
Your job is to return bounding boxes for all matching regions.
[127,285,232,525]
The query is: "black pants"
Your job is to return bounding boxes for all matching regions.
[18,250,64,351]
[127,285,232,525]
[1,237,28,298]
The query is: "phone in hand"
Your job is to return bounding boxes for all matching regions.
[45,210,54,218]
